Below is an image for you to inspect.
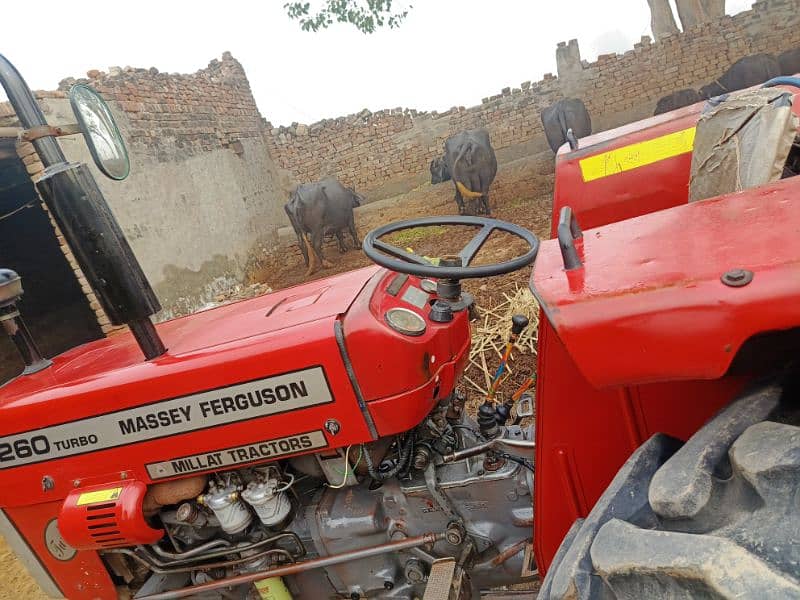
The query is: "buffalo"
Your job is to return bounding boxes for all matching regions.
[430,156,451,184]
[541,98,592,153]
[654,88,702,115]
[779,48,800,77]
[699,53,781,99]
[442,129,497,215]
[284,178,362,276]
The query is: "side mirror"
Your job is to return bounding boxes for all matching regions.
[68,84,130,181]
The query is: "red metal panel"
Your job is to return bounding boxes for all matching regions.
[342,269,471,434]
[533,177,800,388]
[552,84,800,235]
[552,108,699,237]
[0,315,371,508]
[0,265,472,596]
[532,319,746,571]
[5,502,117,599]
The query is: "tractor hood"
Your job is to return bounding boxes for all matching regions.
[0,263,473,507]
[2,266,380,403]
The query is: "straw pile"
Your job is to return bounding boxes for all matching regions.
[464,285,539,400]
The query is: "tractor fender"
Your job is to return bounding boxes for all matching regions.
[530,176,800,388]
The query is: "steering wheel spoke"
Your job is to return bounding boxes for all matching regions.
[362,216,539,279]
[459,223,495,266]
[373,239,432,266]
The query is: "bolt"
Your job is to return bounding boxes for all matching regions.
[120,472,128,480]
[412,446,432,471]
[384,581,395,590]
[721,268,753,287]
[507,489,519,502]
[72,479,81,488]
[350,593,360,600]
[445,522,465,546]
[727,269,746,281]
[41,476,54,492]
[324,419,341,436]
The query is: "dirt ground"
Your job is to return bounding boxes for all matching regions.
[0,154,554,599]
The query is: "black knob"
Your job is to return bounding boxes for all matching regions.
[477,401,500,438]
[429,300,454,323]
[495,403,512,425]
[511,314,529,335]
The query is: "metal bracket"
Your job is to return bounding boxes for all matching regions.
[424,463,459,521]
[515,394,534,419]
[20,123,81,142]
[557,206,583,270]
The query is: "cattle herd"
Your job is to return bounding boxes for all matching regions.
[286,128,500,277]
[285,47,800,277]
[655,48,800,114]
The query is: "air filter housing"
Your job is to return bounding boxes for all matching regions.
[58,480,163,550]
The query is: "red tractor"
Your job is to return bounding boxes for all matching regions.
[0,51,798,599]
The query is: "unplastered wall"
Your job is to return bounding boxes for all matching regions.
[266,0,800,201]
[5,53,286,319]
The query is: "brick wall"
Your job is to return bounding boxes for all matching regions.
[61,52,265,160]
[266,0,800,200]
[0,53,286,320]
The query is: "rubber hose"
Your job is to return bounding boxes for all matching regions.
[762,77,800,88]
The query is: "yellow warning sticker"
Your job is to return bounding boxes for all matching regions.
[579,126,696,182]
[76,487,122,506]
[255,577,293,600]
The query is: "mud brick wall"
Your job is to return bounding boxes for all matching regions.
[61,52,265,160]
[266,0,800,202]
[58,53,286,318]
[0,54,286,319]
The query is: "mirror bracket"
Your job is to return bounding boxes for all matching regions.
[20,123,81,142]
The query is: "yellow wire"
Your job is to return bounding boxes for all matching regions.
[327,445,353,489]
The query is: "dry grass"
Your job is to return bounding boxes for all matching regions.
[465,285,539,399]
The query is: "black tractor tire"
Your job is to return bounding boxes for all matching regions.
[539,379,800,599]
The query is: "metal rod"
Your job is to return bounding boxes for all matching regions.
[0,54,68,168]
[129,318,167,361]
[0,305,51,374]
[139,532,445,599]
[441,435,535,464]
[143,532,304,565]
[112,547,293,575]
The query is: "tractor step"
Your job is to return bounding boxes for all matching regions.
[423,557,457,600]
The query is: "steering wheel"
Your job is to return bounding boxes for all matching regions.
[362,216,539,279]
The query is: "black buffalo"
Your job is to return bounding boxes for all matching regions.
[541,98,592,153]
[442,129,497,215]
[430,156,451,184]
[654,88,703,115]
[779,48,800,76]
[699,53,781,99]
[284,178,361,276]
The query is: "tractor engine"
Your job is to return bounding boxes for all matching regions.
[95,392,534,599]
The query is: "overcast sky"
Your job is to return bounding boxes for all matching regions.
[1,0,754,126]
